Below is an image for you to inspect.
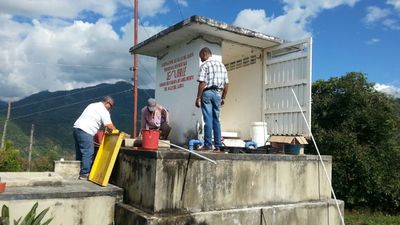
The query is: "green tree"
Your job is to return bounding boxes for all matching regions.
[309,72,400,213]
[0,141,23,172]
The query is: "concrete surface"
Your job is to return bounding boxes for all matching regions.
[0,172,63,187]
[115,199,344,225]
[0,176,123,225]
[111,149,333,214]
[54,160,80,179]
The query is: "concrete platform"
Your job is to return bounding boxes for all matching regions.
[0,175,123,225]
[111,149,343,224]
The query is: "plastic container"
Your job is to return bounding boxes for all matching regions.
[284,144,301,155]
[142,130,160,150]
[250,122,269,147]
[0,182,6,193]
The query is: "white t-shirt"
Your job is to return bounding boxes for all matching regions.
[73,102,112,136]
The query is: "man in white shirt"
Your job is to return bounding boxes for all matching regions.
[73,96,116,179]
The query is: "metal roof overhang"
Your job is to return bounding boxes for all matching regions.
[130,15,285,58]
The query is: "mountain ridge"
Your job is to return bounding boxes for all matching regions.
[0,82,154,158]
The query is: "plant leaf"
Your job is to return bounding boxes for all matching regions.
[1,205,10,225]
[20,202,38,225]
[41,218,53,225]
[32,208,50,225]
[13,217,21,225]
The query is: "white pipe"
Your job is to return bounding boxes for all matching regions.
[291,88,345,225]
[159,140,217,165]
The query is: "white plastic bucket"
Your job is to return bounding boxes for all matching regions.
[250,122,269,147]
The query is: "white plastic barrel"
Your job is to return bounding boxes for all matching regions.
[250,122,269,147]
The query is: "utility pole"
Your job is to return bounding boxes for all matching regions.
[132,0,139,137]
[27,124,34,172]
[0,101,11,150]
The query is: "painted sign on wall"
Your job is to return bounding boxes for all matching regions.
[159,52,194,92]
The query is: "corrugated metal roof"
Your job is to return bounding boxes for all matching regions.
[130,15,285,57]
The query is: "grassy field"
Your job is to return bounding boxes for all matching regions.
[345,210,400,225]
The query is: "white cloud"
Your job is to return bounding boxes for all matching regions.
[365,38,380,45]
[374,83,400,98]
[383,18,400,29]
[364,6,391,24]
[0,0,169,101]
[363,4,400,30]
[233,0,359,41]
[0,0,117,19]
[387,0,400,11]
[0,0,167,20]
[0,11,165,101]
[177,0,188,7]
[140,0,169,18]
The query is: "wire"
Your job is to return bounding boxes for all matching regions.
[1,83,125,112]
[10,88,133,121]
[25,62,129,71]
[174,0,185,20]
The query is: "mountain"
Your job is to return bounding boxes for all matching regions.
[0,81,154,158]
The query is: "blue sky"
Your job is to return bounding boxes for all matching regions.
[0,0,399,101]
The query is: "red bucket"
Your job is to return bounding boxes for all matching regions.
[142,130,160,150]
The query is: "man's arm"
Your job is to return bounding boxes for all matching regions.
[141,108,146,129]
[162,108,170,124]
[104,123,116,130]
[221,83,229,106]
[195,82,206,108]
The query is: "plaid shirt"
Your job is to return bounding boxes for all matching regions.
[198,59,229,89]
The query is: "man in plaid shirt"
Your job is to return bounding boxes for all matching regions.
[195,47,229,152]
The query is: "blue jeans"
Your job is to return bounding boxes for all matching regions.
[201,90,222,148]
[73,128,94,175]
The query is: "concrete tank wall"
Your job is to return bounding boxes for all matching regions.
[111,150,332,214]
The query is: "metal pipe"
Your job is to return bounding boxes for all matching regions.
[159,140,217,164]
[132,0,138,137]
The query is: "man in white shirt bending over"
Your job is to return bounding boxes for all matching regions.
[73,96,116,179]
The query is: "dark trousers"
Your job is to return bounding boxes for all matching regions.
[159,122,171,140]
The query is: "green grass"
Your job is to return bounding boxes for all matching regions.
[345,210,400,225]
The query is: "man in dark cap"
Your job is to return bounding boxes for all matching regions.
[141,98,171,140]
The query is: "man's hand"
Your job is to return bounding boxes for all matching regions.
[195,98,201,108]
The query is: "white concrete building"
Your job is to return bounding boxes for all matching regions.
[131,16,312,146]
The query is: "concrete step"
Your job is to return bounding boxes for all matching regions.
[115,200,344,225]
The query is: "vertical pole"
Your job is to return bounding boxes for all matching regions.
[28,124,34,172]
[0,101,11,150]
[133,0,139,137]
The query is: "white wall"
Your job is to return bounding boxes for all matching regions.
[0,197,116,225]
[155,39,222,145]
[221,59,263,140]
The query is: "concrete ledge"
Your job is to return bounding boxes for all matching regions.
[115,200,344,225]
[0,172,63,187]
[0,180,123,201]
[120,148,332,162]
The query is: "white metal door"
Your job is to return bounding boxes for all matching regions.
[263,38,312,137]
